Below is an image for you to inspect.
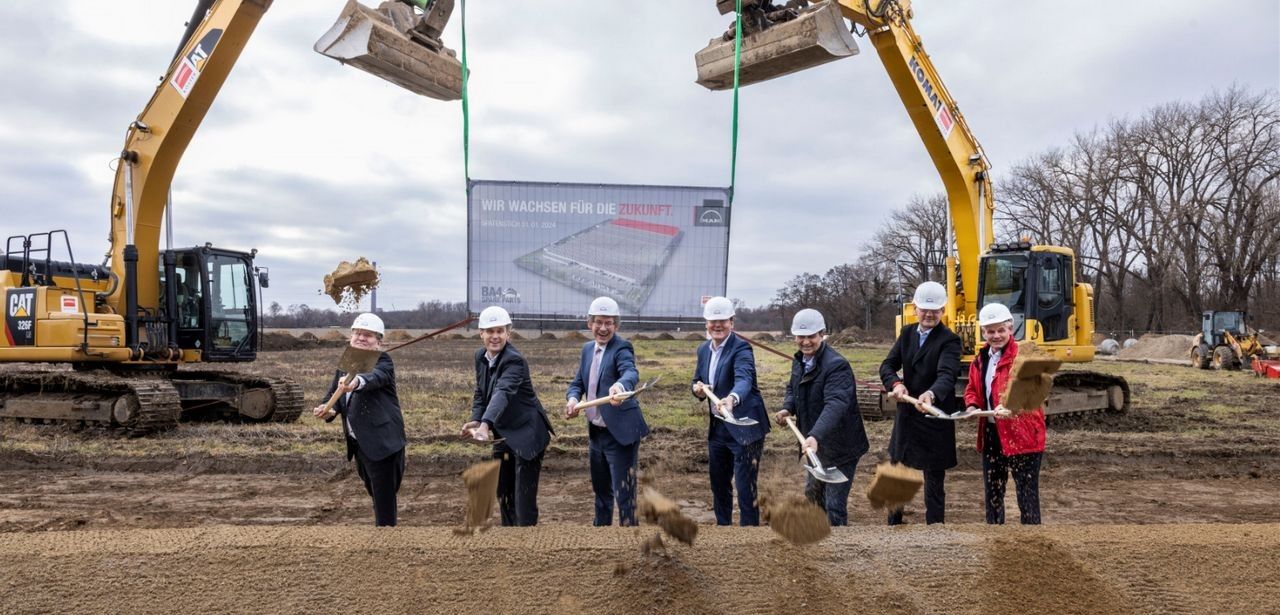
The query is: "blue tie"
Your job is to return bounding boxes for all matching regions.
[918,329,930,348]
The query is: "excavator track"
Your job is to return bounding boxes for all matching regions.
[169,370,304,423]
[0,370,181,435]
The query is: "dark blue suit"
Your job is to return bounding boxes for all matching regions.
[324,352,407,526]
[472,343,554,526]
[692,332,770,525]
[568,335,649,525]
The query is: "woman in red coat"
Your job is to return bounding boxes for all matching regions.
[963,303,1045,524]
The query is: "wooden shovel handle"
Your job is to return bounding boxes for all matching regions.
[319,373,359,415]
[696,382,732,419]
[895,392,947,418]
[575,392,629,411]
[784,416,806,445]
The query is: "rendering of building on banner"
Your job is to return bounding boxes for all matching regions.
[468,180,731,320]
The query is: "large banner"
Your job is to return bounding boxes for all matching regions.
[468,180,731,319]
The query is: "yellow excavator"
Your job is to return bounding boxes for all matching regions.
[0,0,460,433]
[695,0,1129,417]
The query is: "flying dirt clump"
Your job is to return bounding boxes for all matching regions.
[455,460,500,535]
[866,462,923,511]
[637,486,697,546]
[1001,342,1061,413]
[759,490,830,545]
[323,258,380,308]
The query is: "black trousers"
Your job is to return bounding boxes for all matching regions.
[982,420,1043,524]
[355,446,405,527]
[887,468,946,525]
[588,423,640,526]
[494,442,543,526]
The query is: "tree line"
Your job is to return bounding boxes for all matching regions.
[770,86,1280,338]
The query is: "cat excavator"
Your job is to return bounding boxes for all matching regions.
[695,0,1130,418]
[0,0,460,433]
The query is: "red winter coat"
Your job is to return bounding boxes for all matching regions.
[963,339,1046,455]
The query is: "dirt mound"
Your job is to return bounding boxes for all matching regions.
[563,331,588,341]
[753,332,776,342]
[446,333,467,340]
[760,491,830,545]
[297,332,320,342]
[323,257,379,308]
[1117,333,1194,360]
[536,332,556,340]
[321,330,348,342]
[826,327,863,346]
[682,333,705,341]
[386,330,413,342]
[629,334,651,341]
[261,331,313,351]
[2,525,1275,613]
[654,333,675,340]
[509,331,525,341]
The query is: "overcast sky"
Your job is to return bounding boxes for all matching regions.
[1,1,1276,314]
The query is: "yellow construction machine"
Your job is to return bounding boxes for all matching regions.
[0,0,459,433]
[695,0,1129,417]
[1190,310,1274,370]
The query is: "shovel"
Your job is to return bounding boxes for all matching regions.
[893,392,951,419]
[316,345,383,418]
[573,375,662,411]
[930,406,1013,421]
[696,382,759,427]
[784,417,848,484]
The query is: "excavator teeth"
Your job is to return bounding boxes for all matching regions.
[315,0,463,101]
[695,0,859,91]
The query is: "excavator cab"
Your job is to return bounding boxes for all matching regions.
[695,0,859,90]
[159,246,262,362]
[315,0,463,100]
[977,243,1076,345]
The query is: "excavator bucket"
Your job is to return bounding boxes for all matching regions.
[695,0,858,90]
[315,0,463,100]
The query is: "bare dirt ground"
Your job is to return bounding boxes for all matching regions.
[2,339,1279,613]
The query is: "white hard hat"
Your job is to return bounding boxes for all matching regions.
[588,296,620,317]
[912,281,948,310]
[351,312,385,336]
[477,306,512,328]
[978,303,1014,327]
[703,296,735,320]
[791,308,826,336]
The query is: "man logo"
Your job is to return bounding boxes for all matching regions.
[694,205,729,227]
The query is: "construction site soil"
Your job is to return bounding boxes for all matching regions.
[2,338,1278,613]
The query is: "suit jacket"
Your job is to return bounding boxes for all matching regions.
[323,352,407,462]
[691,332,770,446]
[879,322,963,470]
[472,342,553,461]
[782,342,869,467]
[566,335,650,446]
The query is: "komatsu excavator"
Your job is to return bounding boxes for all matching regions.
[0,0,459,433]
[695,0,1130,418]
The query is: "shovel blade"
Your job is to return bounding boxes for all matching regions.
[715,413,760,427]
[695,0,859,91]
[315,0,463,100]
[337,345,382,375]
[804,461,848,484]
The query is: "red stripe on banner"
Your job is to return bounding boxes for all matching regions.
[610,218,679,236]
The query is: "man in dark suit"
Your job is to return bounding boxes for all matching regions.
[774,308,869,526]
[564,296,649,526]
[879,281,963,525]
[691,296,770,526]
[313,312,407,527]
[463,306,554,527]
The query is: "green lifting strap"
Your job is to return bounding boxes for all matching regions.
[730,0,743,204]
[461,0,470,181]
